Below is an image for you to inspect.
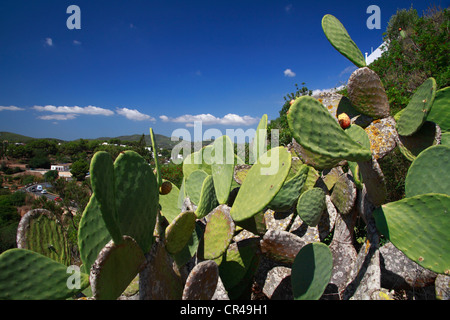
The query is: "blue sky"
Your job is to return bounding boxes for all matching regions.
[0,0,446,141]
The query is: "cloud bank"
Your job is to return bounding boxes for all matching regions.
[160,113,259,127]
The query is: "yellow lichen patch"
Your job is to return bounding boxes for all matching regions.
[328,105,333,110]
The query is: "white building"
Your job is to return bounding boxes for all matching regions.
[365,42,387,65]
[51,164,70,172]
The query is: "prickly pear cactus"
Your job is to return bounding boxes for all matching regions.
[0,249,89,300]
[321,14,366,68]
[396,77,437,136]
[230,147,291,222]
[373,193,450,274]
[287,96,372,166]
[291,242,333,300]
[16,209,71,266]
[202,205,235,260]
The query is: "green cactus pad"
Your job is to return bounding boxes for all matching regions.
[405,145,450,197]
[426,87,450,133]
[396,77,437,136]
[114,151,159,253]
[230,147,291,222]
[182,260,219,300]
[373,193,450,274]
[397,121,438,161]
[196,175,219,219]
[291,242,333,300]
[233,164,252,184]
[159,180,181,224]
[0,249,89,300]
[211,135,235,204]
[16,209,71,266]
[183,147,212,179]
[322,14,366,68]
[251,114,268,163]
[202,205,235,260]
[150,128,162,187]
[268,164,309,211]
[173,223,203,267]
[90,151,122,244]
[330,173,357,215]
[293,140,343,170]
[78,195,111,274]
[185,169,208,205]
[90,236,145,300]
[218,238,260,292]
[288,96,372,164]
[441,132,450,146]
[165,211,197,255]
[297,187,326,227]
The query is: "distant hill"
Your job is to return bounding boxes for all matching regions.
[0,132,64,143]
[0,131,188,150]
[94,133,183,150]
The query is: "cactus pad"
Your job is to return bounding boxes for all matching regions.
[322,14,366,68]
[16,209,71,266]
[195,175,219,219]
[78,195,111,274]
[426,87,450,133]
[90,151,122,244]
[182,260,219,300]
[347,67,390,119]
[260,229,307,264]
[185,169,208,205]
[397,121,438,161]
[230,147,291,222]
[0,249,89,300]
[268,164,309,211]
[288,96,372,165]
[150,128,162,187]
[159,180,181,224]
[202,205,235,260]
[211,135,235,204]
[396,77,437,136]
[330,173,357,214]
[113,151,159,253]
[297,187,326,227]
[358,158,387,207]
[90,236,145,300]
[164,211,197,255]
[291,242,333,300]
[405,145,450,197]
[251,114,268,163]
[373,193,450,274]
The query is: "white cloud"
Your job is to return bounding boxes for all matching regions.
[284,69,296,77]
[45,38,53,47]
[73,40,82,45]
[285,4,293,13]
[116,108,156,121]
[160,113,259,127]
[33,105,114,116]
[38,114,77,121]
[0,106,25,111]
[312,85,345,97]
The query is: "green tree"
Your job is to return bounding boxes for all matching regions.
[70,159,89,181]
[371,6,450,115]
[44,170,59,182]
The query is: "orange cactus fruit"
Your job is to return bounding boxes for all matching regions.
[338,113,351,129]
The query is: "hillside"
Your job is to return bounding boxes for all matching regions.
[0,131,186,150]
[94,133,181,150]
[0,132,64,143]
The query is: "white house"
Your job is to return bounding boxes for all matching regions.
[365,42,387,65]
[51,164,70,172]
